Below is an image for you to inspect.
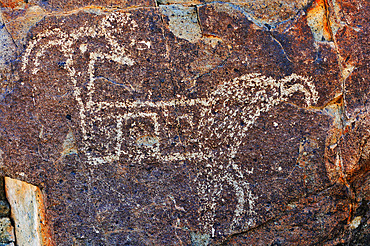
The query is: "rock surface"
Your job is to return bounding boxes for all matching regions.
[0,0,369,245]
[0,218,14,245]
[4,177,52,246]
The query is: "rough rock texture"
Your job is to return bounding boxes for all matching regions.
[5,177,52,246]
[0,218,14,245]
[0,0,369,245]
[0,177,13,246]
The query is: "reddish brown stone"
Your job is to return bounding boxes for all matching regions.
[333,0,370,117]
[0,0,368,245]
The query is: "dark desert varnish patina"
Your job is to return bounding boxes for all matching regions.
[0,0,369,244]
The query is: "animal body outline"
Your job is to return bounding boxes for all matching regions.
[21,11,319,238]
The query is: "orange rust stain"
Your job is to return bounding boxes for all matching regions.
[202,33,222,40]
[5,178,55,245]
[347,203,353,223]
[0,0,24,9]
[322,0,334,41]
[307,0,333,41]
[35,187,55,246]
[338,176,349,187]
[327,93,343,106]
[310,93,343,110]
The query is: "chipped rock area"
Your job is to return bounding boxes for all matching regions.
[0,0,369,245]
[0,177,14,246]
[4,177,53,246]
[0,218,15,246]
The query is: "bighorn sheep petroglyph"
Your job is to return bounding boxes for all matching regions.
[22,11,319,236]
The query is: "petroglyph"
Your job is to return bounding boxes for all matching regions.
[21,11,319,236]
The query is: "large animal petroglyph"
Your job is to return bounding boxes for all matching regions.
[22,11,319,236]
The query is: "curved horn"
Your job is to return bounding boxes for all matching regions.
[279,73,319,106]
